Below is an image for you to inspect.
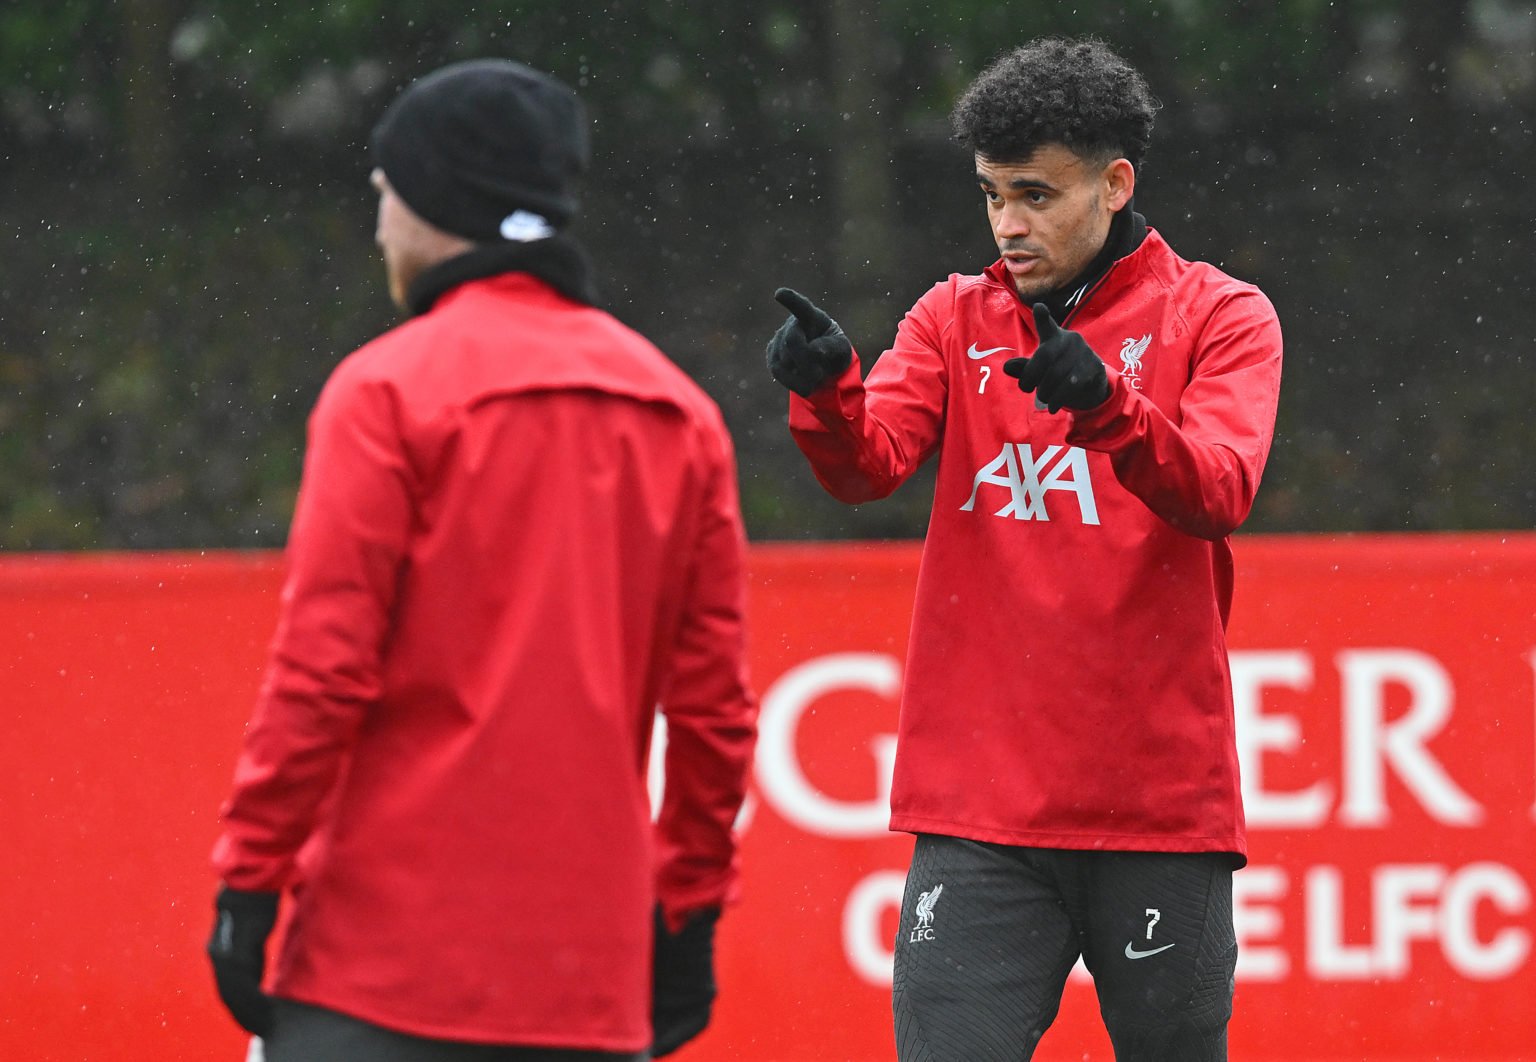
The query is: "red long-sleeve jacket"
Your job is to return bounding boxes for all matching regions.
[212,272,756,1050]
[790,230,1281,862]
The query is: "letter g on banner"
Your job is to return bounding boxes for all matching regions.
[755,653,901,838]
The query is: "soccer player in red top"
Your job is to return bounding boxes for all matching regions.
[765,37,1281,1060]
[207,60,756,1062]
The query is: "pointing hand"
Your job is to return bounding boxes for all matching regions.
[765,288,854,398]
[1002,304,1110,413]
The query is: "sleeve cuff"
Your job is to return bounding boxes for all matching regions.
[787,356,864,432]
[1065,367,1138,451]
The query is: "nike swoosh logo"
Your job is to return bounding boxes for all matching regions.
[1124,941,1176,960]
[966,343,1011,360]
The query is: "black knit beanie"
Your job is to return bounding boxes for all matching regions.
[370,59,589,242]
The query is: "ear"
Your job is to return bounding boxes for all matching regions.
[1103,158,1136,212]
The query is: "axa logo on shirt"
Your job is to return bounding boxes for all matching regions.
[961,443,1101,525]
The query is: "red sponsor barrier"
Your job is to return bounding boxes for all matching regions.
[3,536,1534,1060]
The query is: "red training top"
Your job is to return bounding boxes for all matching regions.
[790,230,1281,863]
[213,273,757,1050]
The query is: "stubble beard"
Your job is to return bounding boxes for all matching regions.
[1012,274,1054,303]
[1010,201,1108,306]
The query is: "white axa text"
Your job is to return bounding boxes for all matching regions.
[961,443,1100,524]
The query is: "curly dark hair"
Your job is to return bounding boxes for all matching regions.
[951,37,1159,170]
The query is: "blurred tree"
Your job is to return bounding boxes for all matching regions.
[120,0,183,190]
[824,0,901,342]
[1,0,1533,547]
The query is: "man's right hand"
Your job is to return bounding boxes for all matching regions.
[765,288,853,397]
[651,905,721,1057]
[206,886,280,1036]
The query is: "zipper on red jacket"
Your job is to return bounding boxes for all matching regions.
[1060,264,1119,330]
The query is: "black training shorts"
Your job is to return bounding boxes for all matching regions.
[892,835,1237,1061]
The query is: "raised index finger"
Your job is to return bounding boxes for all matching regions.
[1032,303,1061,339]
[775,287,833,334]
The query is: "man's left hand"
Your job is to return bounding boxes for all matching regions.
[1003,303,1111,413]
[206,886,280,1036]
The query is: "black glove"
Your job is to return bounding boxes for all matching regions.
[206,886,280,1036]
[1003,303,1111,413]
[651,905,720,1057]
[765,287,854,397]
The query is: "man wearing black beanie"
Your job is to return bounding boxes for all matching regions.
[205,59,757,1062]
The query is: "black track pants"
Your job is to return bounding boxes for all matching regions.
[892,835,1236,1061]
[261,1000,649,1062]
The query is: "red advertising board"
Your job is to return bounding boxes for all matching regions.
[3,535,1534,1060]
